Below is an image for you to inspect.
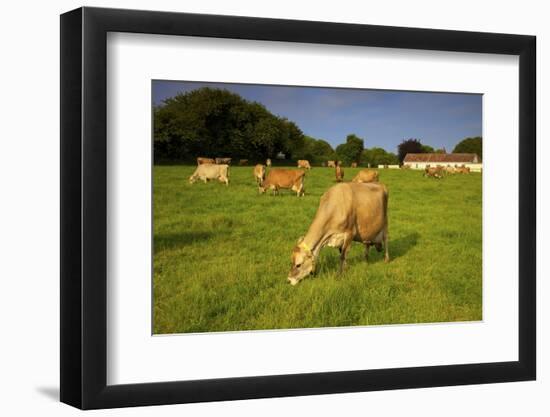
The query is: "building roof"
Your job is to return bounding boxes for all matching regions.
[403,153,479,163]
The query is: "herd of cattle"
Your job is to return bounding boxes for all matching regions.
[423,165,471,179]
[187,158,473,285]
[187,157,392,285]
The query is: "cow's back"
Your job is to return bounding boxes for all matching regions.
[265,169,304,187]
[316,182,387,242]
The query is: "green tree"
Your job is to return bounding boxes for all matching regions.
[335,134,364,165]
[153,87,304,162]
[453,136,482,160]
[421,144,435,153]
[361,147,399,167]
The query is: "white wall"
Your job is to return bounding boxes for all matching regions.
[405,162,483,172]
[0,1,545,416]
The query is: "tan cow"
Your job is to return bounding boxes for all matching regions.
[335,164,344,182]
[352,169,379,183]
[253,164,266,185]
[351,162,358,168]
[215,157,232,165]
[266,158,272,167]
[327,160,336,168]
[189,164,229,186]
[239,159,249,166]
[445,165,456,174]
[196,157,215,165]
[259,169,305,197]
[456,166,471,174]
[424,166,444,178]
[297,160,311,170]
[287,182,389,285]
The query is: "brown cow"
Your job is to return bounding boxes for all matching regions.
[253,164,266,185]
[424,166,444,178]
[352,169,379,183]
[351,162,358,168]
[259,169,305,197]
[335,164,344,182]
[189,164,230,185]
[239,159,249,166]
[215,157,232,165]
[196,157,215,165]
[456,166,471,174]
[297,160,312,170]
[327,160,336,168]
[287,182,389,285]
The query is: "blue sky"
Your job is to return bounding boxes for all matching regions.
[153,80,482,153]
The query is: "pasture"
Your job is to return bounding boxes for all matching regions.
[153,166,482,334]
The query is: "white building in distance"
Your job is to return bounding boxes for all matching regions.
[403,153,482,172]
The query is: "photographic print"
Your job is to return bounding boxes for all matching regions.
[152,81,482,335]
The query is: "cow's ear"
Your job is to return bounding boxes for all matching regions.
[296,236,304,244]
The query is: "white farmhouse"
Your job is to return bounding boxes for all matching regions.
[403,153,482,172]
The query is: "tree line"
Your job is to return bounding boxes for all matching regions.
[154,87,481,165]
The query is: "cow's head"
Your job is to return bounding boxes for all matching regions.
[288,237,315,285]
[188,175,197,184]
[258,181,267,194]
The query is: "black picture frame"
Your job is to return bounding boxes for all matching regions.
[60,6,536,410]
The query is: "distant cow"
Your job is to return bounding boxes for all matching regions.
[297,160,311,170]
[351,162,358,168]
[287,182,389,285]
[259,169,305,197]
[266,158,272,167]
[215,157,232,165]
[401,164,411,170]
[424,166,444,179]
[197,157,215,165]
[327,160,336,168]
[352,169,379,183]
[239,159,249,166]
[189,164,229,186]
[335,164,344,182]
[253,164,266,185]
[445,166,456,174]
[456,166,471,174]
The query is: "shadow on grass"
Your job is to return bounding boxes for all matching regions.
[315,232,419,272]
[154,231,227,253]
[387,232,419,261]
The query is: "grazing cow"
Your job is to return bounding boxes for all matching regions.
[401,164,411,170]
[196,157,215,165]
[297,160,312,170]
[287,182,389,285]
[259,169,305,197]
[238,159,249,166]
[352,169,379,183]
[456,166,471,174]
[351,162,358,168]
[189,164,230,186]
[253,164,266,185]
[424,166,444,179]
[266,158,272,167]
[215,157,232,165]
[445,165,456,174]
[335,164,344,182]
[327,160,336,168]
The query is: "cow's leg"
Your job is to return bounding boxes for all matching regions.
[364,243,370,262]
[383,228,390,263]
[339,240,352,273]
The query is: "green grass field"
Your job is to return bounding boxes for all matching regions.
[153,165,482,334]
